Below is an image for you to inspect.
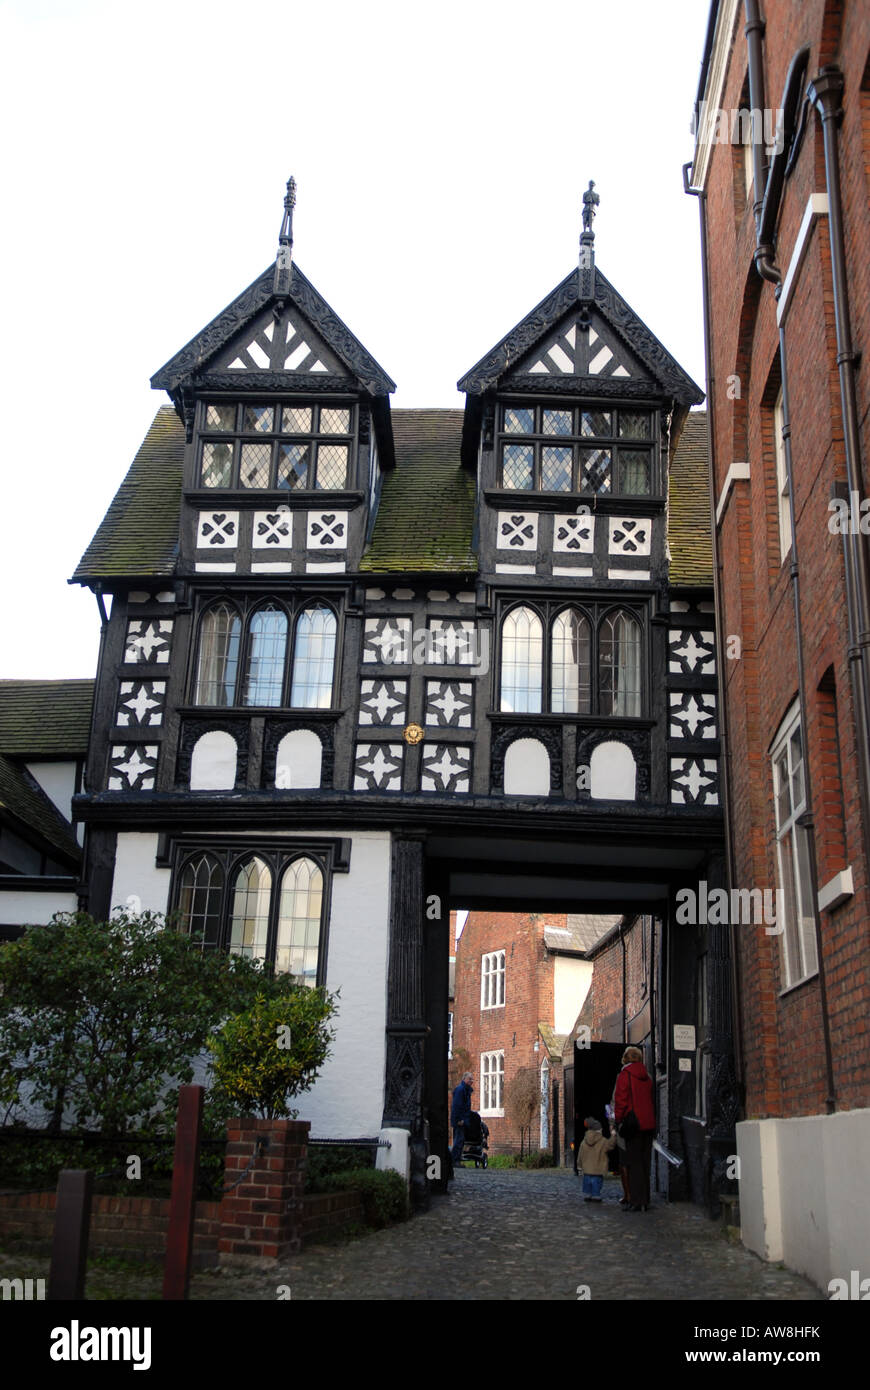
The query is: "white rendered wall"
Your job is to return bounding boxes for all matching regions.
[26,761,80,838]
[190,731,237,790]
[275,730,322,789]
[553,957,593,1035]
[590,741,636,800]
[111,833,171,915]
[296,831,391,1138]
[737,1110,870,1292]
[0,890,79,925]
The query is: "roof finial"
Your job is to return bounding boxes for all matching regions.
[273,175,297,296]
[579,179,598,303]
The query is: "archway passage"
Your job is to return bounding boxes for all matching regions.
[388,819,732,1210]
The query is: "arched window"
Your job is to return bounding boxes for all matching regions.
[228,856,271,962]
[551,608,591,713]
[290,604,337,708]
[599,610,641,717]
[275,857,324,984]
[194,603,241,706]
[190,730,238,790]
[500,606,542,713]
[244,603,288,706]
[177,854,224,949]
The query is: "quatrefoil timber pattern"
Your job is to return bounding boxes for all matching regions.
[216,306,349,376]
[363,618,412,665]
[669,691,717,740]
[421,744,471,793]
[253,512,293,548]
[608,517,651,557]
[123,620,173,665]
[425,681,473,728]
[668,629,717,676]
[670,756,719,806]
[359,680,408,727]
[554,515,595,553]
[354,743,404,790]
[116,681,166,728]
[497,512,538,551]
[307,511,348,549]
[108,744,159,790]
[197,512,238,548]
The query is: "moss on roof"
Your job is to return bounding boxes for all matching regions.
[0,752,81,865]
[668,410,713,585]
[361,409,476,573]
[0,680,94,758]
[73,407,184,582]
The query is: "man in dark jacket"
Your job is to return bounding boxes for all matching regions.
[450,1071,474,1165]
[614,1046,656,1210]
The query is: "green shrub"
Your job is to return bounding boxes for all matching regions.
[316,1168,408,1227]
[520,1150,555,1168]
[207,987,337,1120]
[305,1144,375,1189]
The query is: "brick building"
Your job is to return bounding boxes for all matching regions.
[450,911,619,1155]
[688,0,870,1287]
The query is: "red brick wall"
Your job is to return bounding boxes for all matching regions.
[451,911,564,1154]
[0,1191,220,1267]
[702,0,870,1117]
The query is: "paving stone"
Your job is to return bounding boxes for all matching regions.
[191,1167,823,1302]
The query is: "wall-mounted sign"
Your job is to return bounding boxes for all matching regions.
[673,1024,696,1051]
[678,1056,692,1072]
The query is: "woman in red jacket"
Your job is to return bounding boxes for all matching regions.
[613,1045,656,1211]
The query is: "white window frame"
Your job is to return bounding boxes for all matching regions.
[774,388,792,562]
[480,1051,505,1116]
[480,949,506,1009]
[771,703,819,988]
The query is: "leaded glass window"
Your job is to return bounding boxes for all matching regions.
[500,606,543,713]
[498,405,654,494]
[599,611,642,717]
[291,605,337,708]
[551,608,591,713]
[229,857,271,962]
[772,706,818,987]
[177,854,224,949]
[243,604,288,706]
[195,603,241,706]
[197,400,354,490]
[276,857,324,984]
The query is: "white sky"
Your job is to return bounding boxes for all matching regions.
[0,0,710,681]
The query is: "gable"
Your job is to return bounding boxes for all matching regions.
[458,265,703,406]
[213,303,352,378]
[151,264,394,398]
[507,310,651,384]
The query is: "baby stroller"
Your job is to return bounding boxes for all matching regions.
[462,1111,489,1168]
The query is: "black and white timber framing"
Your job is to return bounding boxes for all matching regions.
[70,185,732,1203]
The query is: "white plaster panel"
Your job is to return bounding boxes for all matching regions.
[0,890,79,923]
[252,511,293,548]
[196,511,239,549]
[275,730,322,789]
[590,741,636,800]
[25,761,77,822]
[504,738,550,795]
[111,832,171,915]
[496,512,538,551]
[190,731,238,790]
[553,957,593,1035]
[306,511,348,549]
[296,832,391,1137]
[554,515,594,553]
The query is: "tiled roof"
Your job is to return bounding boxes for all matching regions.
[0,680,94,757]
[537,1023,568,1060]
[544,914,623,955]
[0,753,80,864]
[361,409,476,573]
[73,407,184,582]
[668,410,712,585]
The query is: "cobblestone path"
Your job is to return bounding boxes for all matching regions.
[192,1167,821,1302]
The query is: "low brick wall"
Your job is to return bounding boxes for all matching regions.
[302,1190,365,1244]
[0,1192,221,1267]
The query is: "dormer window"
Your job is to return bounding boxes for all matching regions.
[499,404,654,495]
[198,401,354,491]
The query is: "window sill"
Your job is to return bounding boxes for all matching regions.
[479,1110,505,1119]
[779,969,820,999]
[481,1003,506,1012]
